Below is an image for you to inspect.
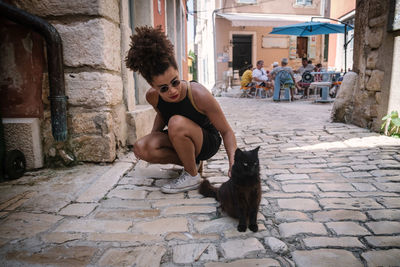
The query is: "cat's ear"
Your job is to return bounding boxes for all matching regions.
[253,146,260,154]
[234,148,243,159]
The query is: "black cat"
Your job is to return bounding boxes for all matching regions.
[199,146,261,232]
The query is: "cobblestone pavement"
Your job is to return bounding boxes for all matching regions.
[1,97,400,266]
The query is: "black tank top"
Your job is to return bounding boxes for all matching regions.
[156,81,218,133]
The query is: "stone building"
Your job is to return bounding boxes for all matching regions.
[195,0,330,89]
[333,0,400,132]
[0,0,189,168]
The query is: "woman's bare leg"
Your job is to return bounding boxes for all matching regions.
[133,115,203,176]
[133,132,181,165]
[167,115,203,176]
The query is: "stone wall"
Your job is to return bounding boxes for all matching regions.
[12,0,129,163]
[350,0,400,131]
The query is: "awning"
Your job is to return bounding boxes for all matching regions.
[217,13,316,27]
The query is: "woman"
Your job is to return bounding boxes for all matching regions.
[240,64,253,88]
[125,26,237,194]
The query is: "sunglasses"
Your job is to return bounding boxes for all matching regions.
[159,79,181,93]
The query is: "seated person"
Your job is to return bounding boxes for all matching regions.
[270,58,297,101]
[252,60,272,98]
[240,64,253,88]
[295,57,315,98]
[313,63,323,82]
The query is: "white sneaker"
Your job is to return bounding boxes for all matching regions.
[161,170,201,194]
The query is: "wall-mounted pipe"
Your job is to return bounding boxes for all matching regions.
[0,1,67,141]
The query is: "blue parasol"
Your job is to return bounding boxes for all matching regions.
[269,20,354,72]
[269,21,353,36]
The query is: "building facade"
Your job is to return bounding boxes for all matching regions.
[0,0,189,168]
[195,0,329,88]
[327,0,356,71]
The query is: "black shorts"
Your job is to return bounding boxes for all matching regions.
[162,127,222,162]
[196,128,222,162]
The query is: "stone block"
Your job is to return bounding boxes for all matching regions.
[76,162,132,202]
[94,209,160,220]
[366,50,379,69]
[274,173,309,181]
[304,237,365,248]
[162,205,216,216]
[366,70,384,91]
[365,236,400,247]
[220,238,264,259]
[317,183,356,192]
[59,203,98,217]
[14,0,120,23]
[87,233,161,243]
[374,182,400,192]
[205,258,280,267]
[173,243,218,264]
[366,26,384,49]
[279,222,327,237]
[41,232,83,244]
[70,111,113,135]
[126,105,157,145]
[66,72,123,107]
[6,246,97,267]
[152,198,216,208]
[326,222,371,235]
[361,249,400,267]
[100,199,151,210]
[134,217,188,235]
[2,118,43,169]
[313,210,367,222]
[282,184,319,192]
[319,198,383,210]
[0,212,62,239]
[331,72,358,123]
[292,249,363,267]
[97,246,166,267]
[55,19,121,71]
[70,134,116,162]
[379,197,400,208]
[277,198,320,211]
[366,221,400,234]
[366,209,400,220]
[55,219,132,233]
[265,237,288,254]
[111,103,127,147]
[369,15,386,27]
[108,188,147,200]
[275,211,310,222]
[194,217,237,234]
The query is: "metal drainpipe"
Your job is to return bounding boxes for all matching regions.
[0,1,68,141]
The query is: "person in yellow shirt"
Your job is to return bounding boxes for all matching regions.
[240,64,253,88]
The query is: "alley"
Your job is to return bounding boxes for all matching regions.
[0,97,400,266]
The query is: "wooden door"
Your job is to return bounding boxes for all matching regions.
[232,35,252,76]
[296,37,308,58]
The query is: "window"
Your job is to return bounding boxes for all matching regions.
[323,34,329,62]
[236,0,257,4]
[296,0,312,6]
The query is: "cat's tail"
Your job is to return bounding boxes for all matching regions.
[199,179,218,200]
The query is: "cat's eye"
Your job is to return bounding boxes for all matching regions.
[243,163,248,167]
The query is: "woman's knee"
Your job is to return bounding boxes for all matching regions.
[133,140,145,159]
[168,115,187,136]
[133,138,154,160]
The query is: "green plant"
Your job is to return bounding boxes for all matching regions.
[381,111,400,138]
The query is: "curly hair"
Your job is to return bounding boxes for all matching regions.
[125,26,178,84]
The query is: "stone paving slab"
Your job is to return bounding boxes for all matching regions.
[1,98,400,266]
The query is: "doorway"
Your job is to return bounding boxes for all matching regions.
[232,35,252,76]
[297,37,308,58]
